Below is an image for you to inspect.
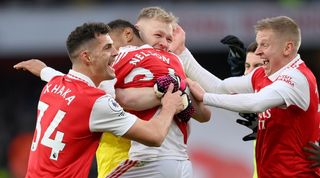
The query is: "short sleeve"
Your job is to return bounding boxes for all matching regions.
[40,67,64,82]
[89,94,137,136]
[271,69,310,111]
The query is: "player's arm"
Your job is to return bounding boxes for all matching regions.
[13,59,64,82]
[172,25,252,94]
[187,78,284,113]
[189,93,211,123]
[90,84,184,147]
[115,87,161,111]
[187,69,309,113]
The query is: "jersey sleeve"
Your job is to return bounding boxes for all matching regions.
[98,79,117,98]
[270,69,310,111]
[40,67,64,82]
[89,94,137,136]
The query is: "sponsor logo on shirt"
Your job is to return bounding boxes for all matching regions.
[276,75,294,87]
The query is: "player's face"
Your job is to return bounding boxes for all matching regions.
[138,19,173,51]
[255,29,285,76]
[88,34,118,81]
[244,52,264,75]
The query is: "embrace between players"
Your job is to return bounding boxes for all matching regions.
[14,6,320,178]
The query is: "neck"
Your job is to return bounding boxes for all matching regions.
[72,65,100,87]
[130,36,144,47]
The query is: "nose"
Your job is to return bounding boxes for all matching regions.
[255,46,262,56]
[159,39,168,51]
[111,46,118,57]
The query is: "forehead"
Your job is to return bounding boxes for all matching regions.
[96,34,113,44]
[256,29,275,42]
[145,19,173,34]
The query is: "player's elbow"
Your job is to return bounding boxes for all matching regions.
[115,90,137,110]
[144,135,164,147]
[194,112,211,123]
[193,107,211,123]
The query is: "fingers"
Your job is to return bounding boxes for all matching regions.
[13,61,27,70]
[239,113,258,121]
[308,141,320,151]
[166,83,174,93]
[303,146,318,155]
[236,119,251,127]
[310,162,320,168]
[243,133,257,141]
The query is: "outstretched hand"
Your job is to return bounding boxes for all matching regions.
[185,78,205,102]
[303,141,320,168]
[13,59,47,77]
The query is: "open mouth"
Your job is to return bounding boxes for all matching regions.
[263,59,269,65]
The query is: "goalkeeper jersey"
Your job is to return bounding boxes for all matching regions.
[252,57,320,177]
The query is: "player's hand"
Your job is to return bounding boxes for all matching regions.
[161,83,184,114]
[303,141,320,168]
[169,24,186,55]
[154,74,185,98]
[220,35,246,77]
[13,59,47,77]
[176,92,195,122]
[236,113,258,141]
[185,78,205,102]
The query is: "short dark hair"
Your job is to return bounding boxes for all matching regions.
[107,19,140,38]
[247,41,257,53]
[66,22,110,58]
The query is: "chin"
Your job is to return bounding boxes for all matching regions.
[108,73,116,79]
[263,67,271,76]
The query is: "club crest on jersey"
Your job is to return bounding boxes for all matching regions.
[108,97,122,112]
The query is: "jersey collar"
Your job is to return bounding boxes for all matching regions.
[268,54,302,82]
[67,70,96,87]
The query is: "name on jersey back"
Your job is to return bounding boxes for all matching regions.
[129,50,170,65]
[43,83,75,105]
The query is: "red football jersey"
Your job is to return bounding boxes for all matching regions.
[26,75,104,178]
[252,59,320,177]
[114,45,188,143]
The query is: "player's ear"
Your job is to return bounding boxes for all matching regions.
[123,27,134,43]
[79,50,91,65]
[283,41,294,56]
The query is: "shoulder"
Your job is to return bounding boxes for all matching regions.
[277,68,308,87]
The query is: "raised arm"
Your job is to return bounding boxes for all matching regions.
[187,69,309,113]
[13,59,64,82]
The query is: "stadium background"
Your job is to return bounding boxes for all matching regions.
[0,0,319,177]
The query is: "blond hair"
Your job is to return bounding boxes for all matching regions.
[137,6,178,24]
[255,16,301,51]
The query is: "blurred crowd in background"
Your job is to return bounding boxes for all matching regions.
[0,0,319,177]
